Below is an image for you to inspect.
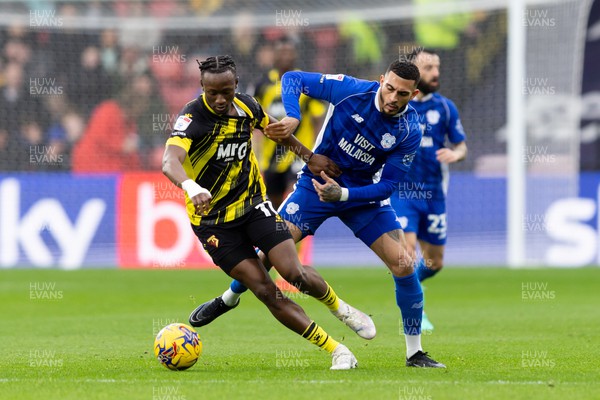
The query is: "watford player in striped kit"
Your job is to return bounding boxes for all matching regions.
[162,55,375,370]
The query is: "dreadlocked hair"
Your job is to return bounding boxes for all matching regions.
[197,55,237,76]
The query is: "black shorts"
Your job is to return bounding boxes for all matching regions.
[264,169,297,197]
[192,201,292,274]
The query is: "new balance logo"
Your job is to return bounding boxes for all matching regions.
[351,114,364,123]
[411,301,424,309]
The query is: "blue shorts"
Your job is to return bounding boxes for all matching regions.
[390,196,447,246]
[278,177,400,247]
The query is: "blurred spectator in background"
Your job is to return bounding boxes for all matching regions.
[464,12,505,85]
[339,14,385,79]
[115,1,161,88]
[413,0,475,51]
[223,11,262,91]
[0,62,47,169]
[255,40,275,71]
[0,127,9,170]
[45,108,85,171]
[307,27,342,72]
[3,38,32,66]
[188,0,223,16]
[150,46,198,115]
[83,0,105,20]
[130,72,169,170]
[66,45,112,118]
[119,45,148,80]
[14,120,45,171]
[149,0,189,17]
[251,36,325,208]
[118,0,162,52]
[1,22,34,50]
[99,28,120,76]
[43,95,69,128]
[412,0,480,108]
[0,63,28,139]
[72,77,148,172]
[51,3,95,73]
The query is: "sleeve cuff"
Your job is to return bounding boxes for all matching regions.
[340,187,349,201]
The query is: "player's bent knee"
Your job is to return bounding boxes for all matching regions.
[431,257,444,271]
[279,266,306,286]
[250,281,280,306]
[424,249,444,271]
[388,260,414,277]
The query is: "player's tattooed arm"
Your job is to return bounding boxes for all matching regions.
[386,230,401,242]
[320,183,342,202]
[312,171,343,202]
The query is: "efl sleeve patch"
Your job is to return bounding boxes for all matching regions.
[173,115,192,131]
[324,74,344,81]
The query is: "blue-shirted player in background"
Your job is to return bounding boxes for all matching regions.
[191,60,445,368]
[392,49,468,332]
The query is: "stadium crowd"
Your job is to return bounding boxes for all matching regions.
[0,0,499,172]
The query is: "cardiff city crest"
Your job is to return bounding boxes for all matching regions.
[381,133,396,149]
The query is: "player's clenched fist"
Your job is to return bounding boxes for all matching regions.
[263,117,300,141]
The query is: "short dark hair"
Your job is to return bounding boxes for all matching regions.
[386,60,420,84]
[406,47,437,63]
[197,55,237,76]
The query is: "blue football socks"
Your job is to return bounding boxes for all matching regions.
[394,272,423,336]
[230,279,248,294]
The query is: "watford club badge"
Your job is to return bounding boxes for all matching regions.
[206,235,219,248]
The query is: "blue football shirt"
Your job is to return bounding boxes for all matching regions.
[281,71,422,202]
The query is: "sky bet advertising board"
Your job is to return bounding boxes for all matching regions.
[1,172,599,268]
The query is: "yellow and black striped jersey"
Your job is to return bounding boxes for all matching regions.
[254,69,326,173]
[166,93,269,226]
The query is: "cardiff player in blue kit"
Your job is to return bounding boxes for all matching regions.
[191,59,445,368]
[392,49,467,331]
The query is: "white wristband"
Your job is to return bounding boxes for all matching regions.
[181,179,211,198]
[340,187,349,201]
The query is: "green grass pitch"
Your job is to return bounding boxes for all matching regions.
[1,267,599,399]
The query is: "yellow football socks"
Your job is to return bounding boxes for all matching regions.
[302,321,339,354]
[316,282,340,312]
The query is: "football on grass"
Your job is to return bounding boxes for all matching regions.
[154,323,202,370]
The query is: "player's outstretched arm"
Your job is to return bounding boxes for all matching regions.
[162,145,212,215]
[280,71,362,119]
